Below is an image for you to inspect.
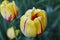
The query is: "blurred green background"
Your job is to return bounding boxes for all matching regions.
[0,0,60,40]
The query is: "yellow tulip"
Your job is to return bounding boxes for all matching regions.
[0,0,18,21]
[7,27,20,39]
[20,7,47,37]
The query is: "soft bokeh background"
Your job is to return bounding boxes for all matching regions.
[0,0,60,40]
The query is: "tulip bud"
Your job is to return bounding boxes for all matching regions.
[0,0,18,21]
[20,7,47,37]
[7,27,19,39]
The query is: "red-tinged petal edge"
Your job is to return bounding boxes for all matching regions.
[40,21,43,33]
[36,20,43,36]
[23,17,28,32]
[8,15,12,21]
[4,7,6,19]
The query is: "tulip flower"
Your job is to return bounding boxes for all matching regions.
[7,27,20,39]
[20,7,47,37]
[0,0,18,21]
